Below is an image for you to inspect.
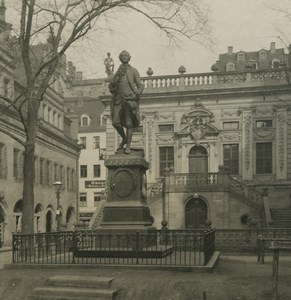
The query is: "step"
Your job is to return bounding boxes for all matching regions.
[47,275,114,289]
[32,286,118,300]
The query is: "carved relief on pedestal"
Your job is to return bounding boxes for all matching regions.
[111,168,137,198]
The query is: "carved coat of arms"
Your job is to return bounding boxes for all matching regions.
[189,117,207,142]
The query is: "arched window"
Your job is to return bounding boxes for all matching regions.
[272,59,280,69]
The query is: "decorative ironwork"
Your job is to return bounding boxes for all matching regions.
[12,229,215,267]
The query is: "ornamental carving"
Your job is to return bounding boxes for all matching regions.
[147,118,154,173]
[156,135,175,144]
[220,132,241,141]
[254,131,274,139]
[255,107,274,116]
[177,107,219,143]
[277,112,286,172]
[243,114,252,171]
[155,112,175,121]
[221,109,239,117]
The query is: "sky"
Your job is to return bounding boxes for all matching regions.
[5,0,291,79]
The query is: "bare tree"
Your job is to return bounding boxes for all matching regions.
[1,0,212,234]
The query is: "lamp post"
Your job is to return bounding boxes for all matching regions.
[53,181,63,231]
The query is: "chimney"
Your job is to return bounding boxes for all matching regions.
[0,0,6,22]
[270,42,276,53]
[228,46,233,54]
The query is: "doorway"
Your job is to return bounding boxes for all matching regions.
[46,211,53,232]
[185,197,208,229]
[189,145,208,173]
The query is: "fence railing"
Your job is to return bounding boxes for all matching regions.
[12,229,215,267]
[215,228,291,253]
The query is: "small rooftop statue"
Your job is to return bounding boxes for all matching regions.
[108,50,144,154]
[104,52,114,77]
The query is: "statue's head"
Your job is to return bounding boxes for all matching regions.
[119,50,131,64]
[107,52,111,56]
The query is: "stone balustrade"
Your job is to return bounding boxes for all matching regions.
[142,69,287,93]
[163,172,229,193]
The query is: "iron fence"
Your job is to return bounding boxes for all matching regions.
[12,229,215,267]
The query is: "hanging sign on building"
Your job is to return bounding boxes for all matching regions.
[85,180,106,188]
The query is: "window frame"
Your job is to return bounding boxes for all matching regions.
[256,142,272,175]
[80,165,87,178]
[159,146,174,177]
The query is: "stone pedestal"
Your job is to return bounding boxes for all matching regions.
[99,149,156,235]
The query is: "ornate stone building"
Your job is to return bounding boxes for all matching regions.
[100,43,291,230]
[0,3,80,246]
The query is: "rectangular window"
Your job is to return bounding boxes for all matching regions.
[67,167,70,190]
[80,165,87,178]
[159,124,174,132]
[46,160,51,185]
[79,137,86,149]
[256,143,272,174]
[223,144,239,175]
[79,193,87,207]
[223,122,239,130]
[159,146,174,177]
[93,136,100,149]
[40,158,44,184]
[54,163,58,181]
[93,165,101,177]
[94,192,101,207]
[0,143,5,178]
[13,148,20,178]
[256,120,272,128]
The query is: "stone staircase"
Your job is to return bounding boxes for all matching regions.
[32,275,118,300]
[270,209,291,228]
[89,199,106,229]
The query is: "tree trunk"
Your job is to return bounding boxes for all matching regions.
[21,140,35,234]
[21,98,39,234]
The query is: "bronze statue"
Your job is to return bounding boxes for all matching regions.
[108,50,144,154]
[104,52,114,76]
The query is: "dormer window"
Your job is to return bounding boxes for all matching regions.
[81,114,90,127]
[237,52,245,62]
[259,50,267,60]
[226,63,235,71]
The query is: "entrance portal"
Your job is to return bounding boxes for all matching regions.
[185,197,208,229]
[189,145,208,173]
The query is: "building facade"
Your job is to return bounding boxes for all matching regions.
[0,4,80,246]
[64,74,108,225]
[100,43,291,230]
